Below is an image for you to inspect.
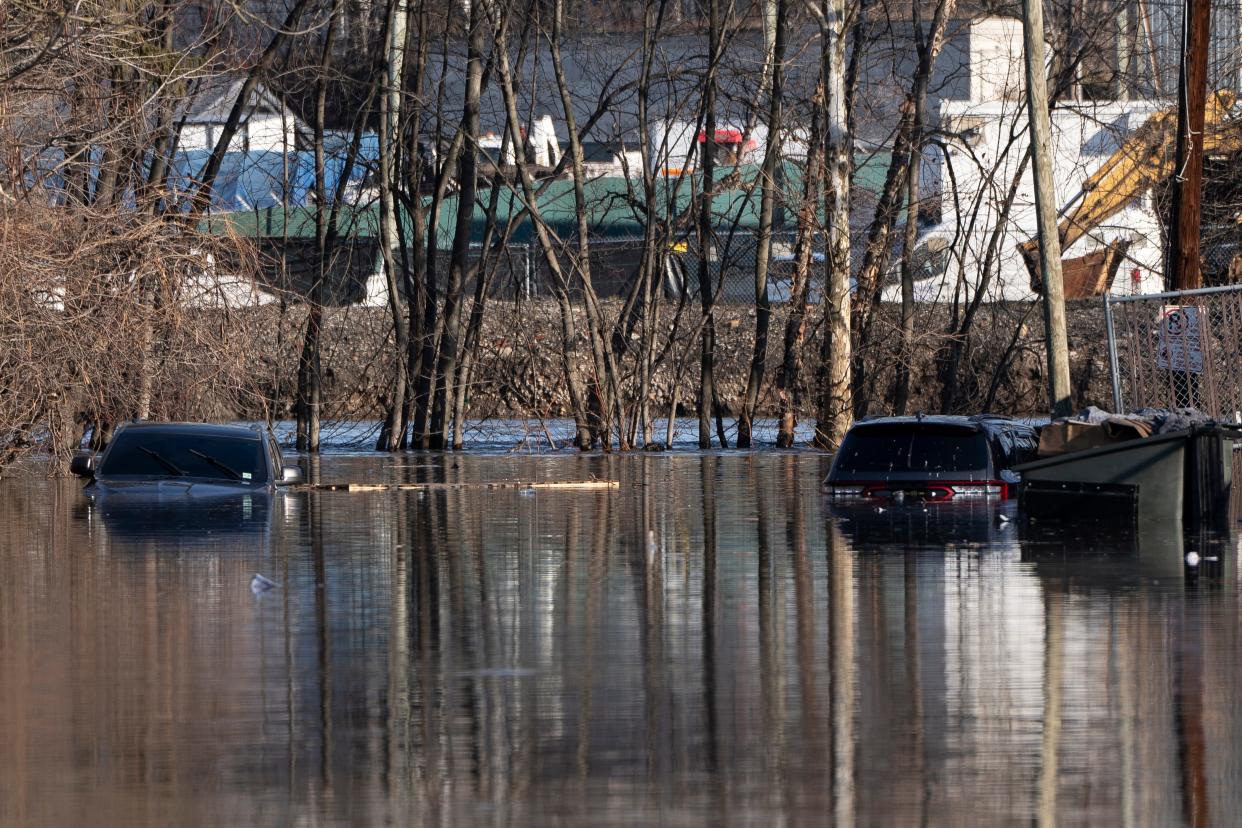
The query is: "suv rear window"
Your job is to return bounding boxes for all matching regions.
[834,425,989,474]
[99,432,267,483]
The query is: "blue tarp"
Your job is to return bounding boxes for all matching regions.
[168,137,378,210]
[26,135,380,212]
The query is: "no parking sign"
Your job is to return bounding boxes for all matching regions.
[1156,305,1205,373]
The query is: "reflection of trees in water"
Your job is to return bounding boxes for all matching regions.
[0,456,1240,822]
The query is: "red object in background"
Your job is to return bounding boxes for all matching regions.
[697,128,744,143]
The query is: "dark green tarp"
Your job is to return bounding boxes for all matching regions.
[202,153,891,243]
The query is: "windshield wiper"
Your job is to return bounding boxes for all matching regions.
[188,449,243,480]
[139,446,186,477]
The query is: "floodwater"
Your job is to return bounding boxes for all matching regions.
[2,452,1241,826]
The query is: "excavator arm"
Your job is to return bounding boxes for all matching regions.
[1019,90,1241,289]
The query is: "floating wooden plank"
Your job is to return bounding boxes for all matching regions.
[300,480,619,492]
[528,481,619,490]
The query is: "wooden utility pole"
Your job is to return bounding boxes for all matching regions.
[1021,0,1074,417]
[1167,0,1212,291]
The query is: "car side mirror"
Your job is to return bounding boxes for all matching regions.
[70,453,96,479]
[280,464,305,486]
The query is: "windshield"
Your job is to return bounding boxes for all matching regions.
[98,431,266,483]
[834,425,989,474]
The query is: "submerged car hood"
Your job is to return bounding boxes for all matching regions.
[88,477,264,499]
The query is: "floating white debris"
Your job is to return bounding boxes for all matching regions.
[251,573,279,594]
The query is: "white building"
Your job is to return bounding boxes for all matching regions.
[179,79,304,156]
[891,17,1171,303]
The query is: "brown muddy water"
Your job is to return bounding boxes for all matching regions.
[2,452,1241,826]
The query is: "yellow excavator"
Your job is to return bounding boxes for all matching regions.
[1019,89,1242,297]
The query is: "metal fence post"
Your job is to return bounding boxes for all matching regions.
[1103,292,1124,412]
[523,244,533,299]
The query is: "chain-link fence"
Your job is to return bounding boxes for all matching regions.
[1105,283,1242,419]
[1204,238,1242,283]
[531,230,817,304]
[263,231,822,306]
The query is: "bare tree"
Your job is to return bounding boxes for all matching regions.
[489,0,594,448]
[737,0,788,447]
[376,0,412,451]
[694,0,727,448]
[550,0,627,449]
[429,0,488,449]
[850,0,956,417]
[812,0,854,450]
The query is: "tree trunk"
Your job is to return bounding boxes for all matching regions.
[893,148,919,415]
[775,72,825,448]
[893,0,933,416]
[813,0,853,450]
[696,0,721,449]
[450,116,513,450]
[301,0,343,453]
[376,0,411,451]
[490,6,593,450]
[850,0,956,416]
[551,0,624,449]
[738,0,786,448]
[430,0,485,449]
[402,3,431,450]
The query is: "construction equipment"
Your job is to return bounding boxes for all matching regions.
[1019,90,1242,296]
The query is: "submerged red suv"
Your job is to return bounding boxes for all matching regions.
[823,414,1038,501]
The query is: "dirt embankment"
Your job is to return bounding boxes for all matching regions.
[240,298,1116,421]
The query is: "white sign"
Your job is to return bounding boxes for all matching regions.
[1156,304,1204,373]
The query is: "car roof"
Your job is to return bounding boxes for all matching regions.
[111,421,266,441]
[849,414,1033,435]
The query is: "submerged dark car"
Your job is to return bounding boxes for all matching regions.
[73,422,302,489]
[72,422,304,537]
[823,414,1038,501]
